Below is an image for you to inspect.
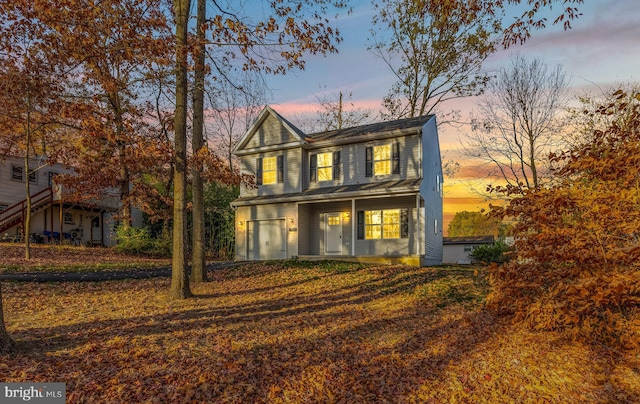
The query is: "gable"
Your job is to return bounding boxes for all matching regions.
[234,106,306,154]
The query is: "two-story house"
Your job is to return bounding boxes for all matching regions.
[231,106,443,266]
[0,155,127,246]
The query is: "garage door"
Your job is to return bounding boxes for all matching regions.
[247,219,286,260]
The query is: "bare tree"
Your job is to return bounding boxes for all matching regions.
[369,0,501,120]
[206,69,268,171]
[463,55,569,194]
[314,90,374,131]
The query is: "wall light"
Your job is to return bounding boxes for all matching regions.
[289,218,294,223]
[344,212,350,219]
[238,221,243,226]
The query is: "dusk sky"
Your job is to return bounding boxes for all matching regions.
[259,0,640,232]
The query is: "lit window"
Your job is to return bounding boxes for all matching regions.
[373,145,391,175]
[365,210,382,239]
[262,156,277,185]
[358,209,408,240]
[383,209,400,239]
[327,216,341,226]
[317,153,333,182]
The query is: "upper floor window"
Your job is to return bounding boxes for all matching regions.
[48,172,57,186]
[256,156,283,185]
[310,151,340,182]
[11,165,36,184]
[365,143,400,177]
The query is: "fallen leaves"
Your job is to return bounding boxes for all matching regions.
[1,262,638,402]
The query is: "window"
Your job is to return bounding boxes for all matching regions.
[11,165,23,181]
[64,212,74,225]
[365,143,400,177]
[10,165,36,183]
[310,151,340,182]
[357,208,409,240]
[256,156,283,185]
[48,172,57,186]
[0,203,8,212]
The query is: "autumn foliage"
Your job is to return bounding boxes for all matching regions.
[487,90,640,349]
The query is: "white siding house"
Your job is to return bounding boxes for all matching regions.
[0,155,129,247]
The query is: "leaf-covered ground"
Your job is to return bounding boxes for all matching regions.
[1,261,639,403]
[0,243,170,273]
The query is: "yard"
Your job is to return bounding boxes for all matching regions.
[0,246,638,402]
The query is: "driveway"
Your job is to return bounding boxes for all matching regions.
[0,261,247,282]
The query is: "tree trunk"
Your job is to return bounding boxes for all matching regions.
[24,96,32,259]
[0,282,16,354]
[170,0,192,299]
[190,0,207,283]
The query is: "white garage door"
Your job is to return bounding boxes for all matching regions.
[247,219,286,260]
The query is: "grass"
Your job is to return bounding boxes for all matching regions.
[1,260,638,403]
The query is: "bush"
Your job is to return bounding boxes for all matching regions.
[470,241,510,264]
[115,226,171,256]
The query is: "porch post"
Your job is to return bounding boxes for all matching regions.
[416,194,421,255]
[351,198,356,256]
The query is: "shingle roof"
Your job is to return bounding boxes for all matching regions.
[443,236,495,245]
[232,178,422,206]
[304,114,433,144]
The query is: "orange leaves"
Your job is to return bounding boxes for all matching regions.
[1,262,639,401]
[488,89,640,351]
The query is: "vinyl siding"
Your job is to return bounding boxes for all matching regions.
[419,118,444,265]
[354,196,417,256]
[305,134,421,191]
[235,203,298,260]
[244,113,300,150]
[299,201,352,255]
[239,148,303,198]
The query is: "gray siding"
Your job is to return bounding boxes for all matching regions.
[419,118,444,265]
[235,203,298,260]
[305,134,422,191]
[239,148,303,198]
[354,196,417,256]
[244,113,299,150]
[300,201,352,256]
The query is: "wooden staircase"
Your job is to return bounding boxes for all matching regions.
[0,187,53,235]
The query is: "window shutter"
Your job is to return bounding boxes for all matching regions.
[332,151,341,180]
[401,208,409,238]
[277,155,284,183]
[365,147,373,177]
[310,154,317,182]
[357,211,365,240]
[392,142,400,174]
[256,157,263,185]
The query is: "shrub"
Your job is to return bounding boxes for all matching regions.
[470,241,510,264]
[115,226,171,256]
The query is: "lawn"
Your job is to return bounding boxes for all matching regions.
[1,257,639,402]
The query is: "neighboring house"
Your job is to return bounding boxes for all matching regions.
[0,155,131,247]
[231,106,443,266]
[442,235,495,264]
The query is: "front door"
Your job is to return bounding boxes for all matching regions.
[325,213,343,255]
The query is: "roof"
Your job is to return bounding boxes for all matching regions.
[305,114,434,144]
[232,178,422,206]
[443,236,495,245]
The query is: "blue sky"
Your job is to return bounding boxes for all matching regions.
[257,0,640,227]
[265,0,640,126]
